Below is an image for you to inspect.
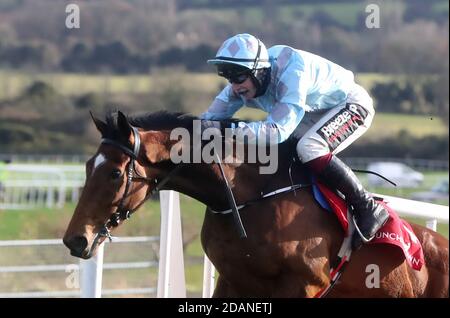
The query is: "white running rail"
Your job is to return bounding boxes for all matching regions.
[0,164,84,209]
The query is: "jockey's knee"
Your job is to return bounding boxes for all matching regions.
[305,153,333,174]
[296,139,330,165]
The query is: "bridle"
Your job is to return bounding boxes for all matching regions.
[93,126,183,244]
[91,122,247,251]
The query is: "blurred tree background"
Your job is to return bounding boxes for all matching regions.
[0,0,448,159]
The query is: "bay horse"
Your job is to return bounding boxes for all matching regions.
[63,111,448,297]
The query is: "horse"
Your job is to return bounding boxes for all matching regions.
[63,111,448,298]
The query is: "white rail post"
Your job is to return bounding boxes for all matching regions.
[157,190,186,297]
[46,186,54,208]
[374,193,449,224]
[426,219,438,231]
[202,255,215,298]
[80,243,105,298]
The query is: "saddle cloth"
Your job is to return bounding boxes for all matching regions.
[312,180,424,271]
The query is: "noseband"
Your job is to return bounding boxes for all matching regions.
[96,126,183,242]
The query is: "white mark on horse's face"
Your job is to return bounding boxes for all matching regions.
[92,153,106,175]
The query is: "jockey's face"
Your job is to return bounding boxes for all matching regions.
[231,76,257,100]
[216,64,257,99]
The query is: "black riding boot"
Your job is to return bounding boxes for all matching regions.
[316,156,389,249]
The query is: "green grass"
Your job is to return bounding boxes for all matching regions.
[1,71,446,138]
[279,2,365,28]
[235,109,447,140]
[0,71,222,100]
[433,1,449,13]
[189,2,369,29]
[362,112,448,141]
[0,70,437,100]
[355,73,405,88]
[214,2,363,28]
[235,73,447,138]
[360,171,448,197]
[359,171,449,237]
[185,0,448,31]
[404,216,448,237]
[356,73,440,88]
[0,194,207,297]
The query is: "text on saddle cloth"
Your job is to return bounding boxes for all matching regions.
[313,181,424,271]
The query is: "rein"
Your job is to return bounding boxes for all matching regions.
[209,183,310,214]
[214,153,247,239]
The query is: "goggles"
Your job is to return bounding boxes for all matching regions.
[217,66,251,84]
[217,67,251,84]
[225,72,250,84]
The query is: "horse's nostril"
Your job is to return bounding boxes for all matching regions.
[63,235,88,256]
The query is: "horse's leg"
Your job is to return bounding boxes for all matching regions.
[263,196,344,297]
[212,275,240,297]
[329,225,449,298]
[202,193,343,298]
[413,225,449,297]
[270,272,330,298]
[386,224,449,298]
[328,244,418,297]
[213,268,330,298]
[208,237,334,298]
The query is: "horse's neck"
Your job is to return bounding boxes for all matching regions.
[162,155,295,212]
[162,161,267,210]
[141,127,295,209]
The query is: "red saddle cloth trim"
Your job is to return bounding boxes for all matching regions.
[315,182,349,235]
[316,182,424,271]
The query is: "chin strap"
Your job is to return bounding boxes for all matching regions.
[252,67,271,98]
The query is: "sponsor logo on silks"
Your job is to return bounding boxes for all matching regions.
[317,103,368,151]
[320,110,353,138]
[375,231,421,268]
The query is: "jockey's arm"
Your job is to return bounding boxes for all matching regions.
[200,86,244,120]
[201,64,309,144]
[230,103,304,145]
[231,64,309,145]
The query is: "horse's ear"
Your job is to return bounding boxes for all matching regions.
[90,111,107,136]
[117,111,132,139]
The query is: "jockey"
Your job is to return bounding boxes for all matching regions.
[200,33,389,249]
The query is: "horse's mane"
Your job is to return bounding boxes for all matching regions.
[104,110,296,160]
[105,110,243,131]
[129,111,197,130]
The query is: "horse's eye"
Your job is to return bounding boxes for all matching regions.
[111,169,122,180]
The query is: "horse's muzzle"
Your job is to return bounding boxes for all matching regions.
[63,235,90,259]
